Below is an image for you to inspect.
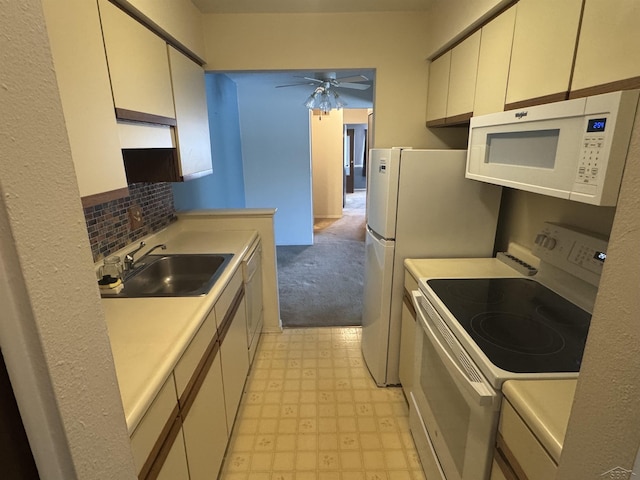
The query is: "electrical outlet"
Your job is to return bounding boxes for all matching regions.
[128,205,144,230]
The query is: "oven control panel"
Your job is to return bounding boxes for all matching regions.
[532,222,609,286]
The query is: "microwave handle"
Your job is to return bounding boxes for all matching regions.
[412,291,497,407]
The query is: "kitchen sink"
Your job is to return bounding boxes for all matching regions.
[102,253,233,297]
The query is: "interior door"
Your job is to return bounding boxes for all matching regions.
[346,129,355,194]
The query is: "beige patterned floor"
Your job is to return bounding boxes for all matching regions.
[219,328,425,480]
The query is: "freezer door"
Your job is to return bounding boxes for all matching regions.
[366,149,401,239]
[362,226,396,386]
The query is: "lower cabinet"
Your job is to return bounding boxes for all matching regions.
[218,282,250,428]
[132,267,254,479]
[399,270,419,399]
[181,351,228,480]
[155,421,190,480]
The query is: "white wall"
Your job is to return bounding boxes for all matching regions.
[201,12,461,150]
[0,1,135,477]
[311,110,345,219]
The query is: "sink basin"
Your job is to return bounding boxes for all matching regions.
[102,253,233,297]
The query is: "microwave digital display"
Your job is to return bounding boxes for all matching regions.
[593,251,607,263]
[587,118,607,132]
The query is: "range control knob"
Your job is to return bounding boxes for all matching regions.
[535,233,547,246]
[543,237,557,250]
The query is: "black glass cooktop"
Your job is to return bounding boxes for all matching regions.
[426,278,591,374]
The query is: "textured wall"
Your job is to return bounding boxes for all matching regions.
[0,0,135,477]
[556,111,640,478]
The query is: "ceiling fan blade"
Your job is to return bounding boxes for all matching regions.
[275,82,315,88]
[336,82,371,90]
[299,77,324,83]
[335,74,368,83]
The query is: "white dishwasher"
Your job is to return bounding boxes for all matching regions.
[243,240,263,364]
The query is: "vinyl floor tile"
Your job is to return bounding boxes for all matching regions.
[219,328,424,479]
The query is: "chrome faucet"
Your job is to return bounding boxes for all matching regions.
[123,242,167,272]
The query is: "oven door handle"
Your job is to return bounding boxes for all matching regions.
[412,291,497,407]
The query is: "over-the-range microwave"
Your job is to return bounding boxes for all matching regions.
[466,90,639,206]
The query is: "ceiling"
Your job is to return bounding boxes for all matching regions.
[192,0,434,14]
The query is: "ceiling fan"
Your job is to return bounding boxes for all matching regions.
[276,72,371,112]
[275,72,372,91]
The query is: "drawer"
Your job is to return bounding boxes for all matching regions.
[498,400,557,480]
[173,307,217,402]
[404,270,419,292]
[130,375,178,475]
[215,269,243,328]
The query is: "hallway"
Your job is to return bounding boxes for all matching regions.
[219,328,424,480]
[277,192,366,328]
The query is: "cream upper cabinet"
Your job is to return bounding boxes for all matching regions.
[474,6,517,116]
[446,31,481,120]
[41,0,128,204]
[168,46,213,180]
[98,0,175,120]
[571,0,640,95]
[505,0,583,107]
[426,51,451,124]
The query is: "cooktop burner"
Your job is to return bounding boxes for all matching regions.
[426,278,591,373]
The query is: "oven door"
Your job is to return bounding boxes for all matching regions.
[410,291,501,480]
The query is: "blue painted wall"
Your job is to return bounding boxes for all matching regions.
[173,73,246,210]
[233,75,314,246]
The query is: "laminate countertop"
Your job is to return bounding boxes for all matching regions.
[100,221,257,433]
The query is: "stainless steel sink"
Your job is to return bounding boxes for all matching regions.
[102,253,233,297]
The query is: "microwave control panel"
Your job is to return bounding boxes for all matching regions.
[576,117,608,189]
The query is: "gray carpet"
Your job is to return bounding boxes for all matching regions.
[277,191,366,327]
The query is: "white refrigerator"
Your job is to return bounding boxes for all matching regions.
[361,148,502,386]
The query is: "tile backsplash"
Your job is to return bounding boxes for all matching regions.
[84,183,177,263]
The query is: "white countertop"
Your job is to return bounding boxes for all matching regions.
[404,257,520,281]
[503,379,577,463]
[101,222,257,433]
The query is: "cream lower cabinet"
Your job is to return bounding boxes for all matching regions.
[156,422,190,480]
[181,351,228,480]
[505,0,583,108]
[399,270,419,399]
[217,271,250,428]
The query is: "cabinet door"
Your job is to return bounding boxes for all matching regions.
[99,0,175,120]
[474,6,517,116]
[446,30,481,122]
[505,0,583,108]
[426,51,451,124]
[399,295,415,398]
[571,0,640,96]
[168,46,213,180]
[181,350,229,480]
[218,291,250,428]
[489,457,510,480]
[41,0,127,203]
[154,421,190,480]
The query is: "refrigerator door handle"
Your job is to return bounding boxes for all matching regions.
[366,225,393,243]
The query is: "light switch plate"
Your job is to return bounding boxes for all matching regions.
[128,205,144,230]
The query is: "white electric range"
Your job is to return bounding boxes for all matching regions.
[409,222,608,480]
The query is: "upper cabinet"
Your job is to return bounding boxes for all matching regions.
[504,0,583,108]
[447,31,481,122]
[168,46,213,180]
[98,0,175,122]
[426,52,451,124]
[473,5,516,117]
[426,31,481,126]
[571,0,640,97]
[41,0,128,207]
